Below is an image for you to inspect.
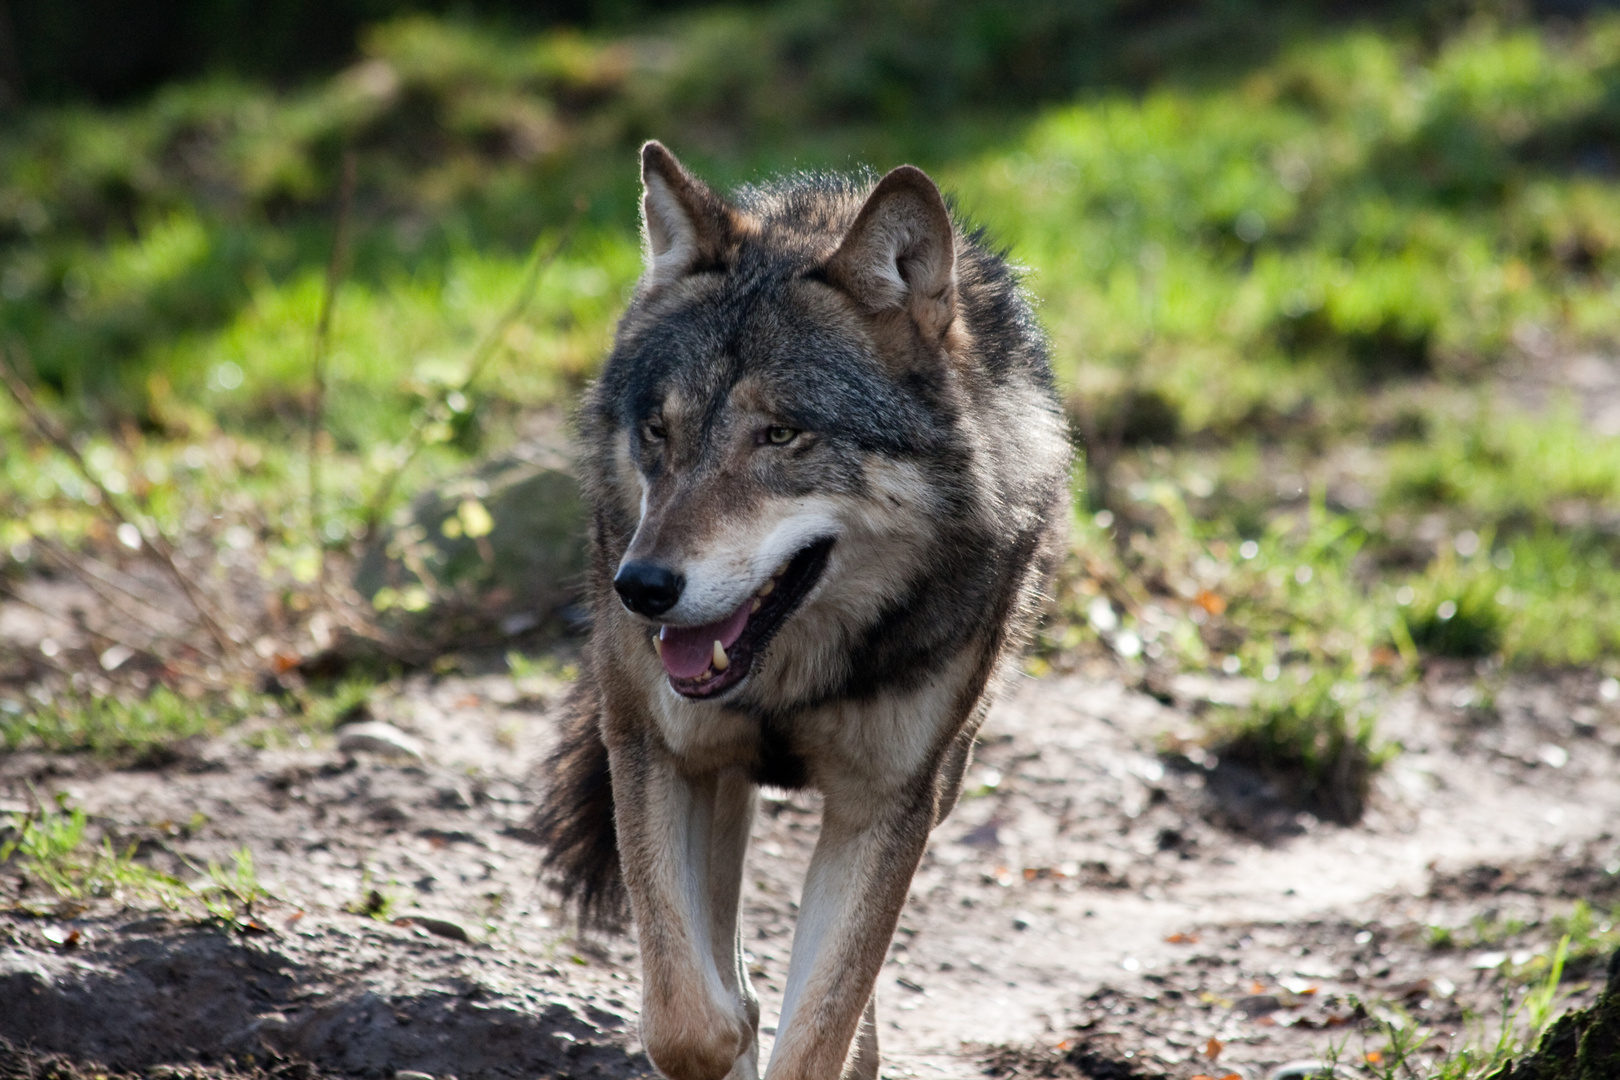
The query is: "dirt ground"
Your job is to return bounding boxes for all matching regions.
[3,651,1618,1080]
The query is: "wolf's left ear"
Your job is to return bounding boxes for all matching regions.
[640,141,742,288]
[824,165,956,340]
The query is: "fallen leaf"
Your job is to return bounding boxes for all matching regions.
[1366,1051,1384,1064]
[1166,931,1201,944]
[41,926,80,948]
[1203,1037,1222,1060]
[1195,589,1227,616]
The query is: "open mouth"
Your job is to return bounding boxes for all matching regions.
[654,537,834,700]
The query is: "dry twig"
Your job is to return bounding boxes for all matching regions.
[308,149,359,591]
[0,343,237,661]
[361,218,579,533]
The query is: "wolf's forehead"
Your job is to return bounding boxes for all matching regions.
[629,287,854,397]
[610,277,936,451]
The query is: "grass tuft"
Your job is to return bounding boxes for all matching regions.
[1210,671,1396,825]
[1,798,267,925]
[0,687,246,760]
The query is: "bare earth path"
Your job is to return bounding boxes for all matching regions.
[3,663,1618,1079]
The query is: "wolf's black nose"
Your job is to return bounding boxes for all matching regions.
[614,561,684,617]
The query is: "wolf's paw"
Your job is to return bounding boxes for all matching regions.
[643,1004,754,1080]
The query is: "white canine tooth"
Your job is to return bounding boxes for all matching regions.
[751,598,762,613]
[757,578,775,598]
[652,633,662,654]
[712,640,730,671]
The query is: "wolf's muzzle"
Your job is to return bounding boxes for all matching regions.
[614,561,685,617]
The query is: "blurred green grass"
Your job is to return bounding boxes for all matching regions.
[4,1,1620,794]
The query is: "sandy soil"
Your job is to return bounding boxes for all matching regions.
[3,656,1618,1080]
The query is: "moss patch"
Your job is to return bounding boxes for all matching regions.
[1493,950,1620,1080]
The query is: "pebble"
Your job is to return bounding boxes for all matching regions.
[393,916,471,943]
[337,721,426,762]
[395,1072,436,1080]
[434,784,473,811]
[1234,993,1282,1016]
[1271,1062,1334,1080]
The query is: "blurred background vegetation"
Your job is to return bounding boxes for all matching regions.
[3,0,1620,815]
[4,5,1620,1071]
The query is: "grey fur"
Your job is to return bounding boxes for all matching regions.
[539,143,1071,1080]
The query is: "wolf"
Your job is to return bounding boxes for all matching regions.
[535,141,1071,1080]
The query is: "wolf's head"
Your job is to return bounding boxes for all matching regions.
[585,142,1050,704]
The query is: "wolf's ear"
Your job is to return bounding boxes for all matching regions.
[640,141,738,288]
[824,165,956,340]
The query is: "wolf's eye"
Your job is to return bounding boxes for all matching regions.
[641,418,667,443]
[764,425,798,446]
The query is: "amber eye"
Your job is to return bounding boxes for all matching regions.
[641,418,667,442]
[765,425,798,446]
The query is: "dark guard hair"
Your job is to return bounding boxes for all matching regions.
[535,144,1067,932]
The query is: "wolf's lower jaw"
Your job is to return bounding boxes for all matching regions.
[661,537,835,700]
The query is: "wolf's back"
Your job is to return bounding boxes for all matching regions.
[533,674,629,931]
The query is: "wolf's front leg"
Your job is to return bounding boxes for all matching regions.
[610,744,760,1080]
[767,780,934,1080]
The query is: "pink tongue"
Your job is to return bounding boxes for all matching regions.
[659,600,753,680]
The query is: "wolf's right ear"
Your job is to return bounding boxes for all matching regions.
[639,141,740,288]
[824,165,957,341]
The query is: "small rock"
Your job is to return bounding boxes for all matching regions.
[395,1072,436,1080]
[337,721,425,762]
[1234,993,1282,1016]
[957,820,1001,847]
[1271,1061,1334,1080]
[367,799,410,827]
[434,784,473,811]
[393,916,471,943]
[119,916,171,934]
[40,926,79,949]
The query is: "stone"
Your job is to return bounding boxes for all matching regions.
[1271,1062,1334,1080]
[337,721,425,763]
[393,917,471,943]
[355,457,587,641]
[1234,993,1282,1017]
